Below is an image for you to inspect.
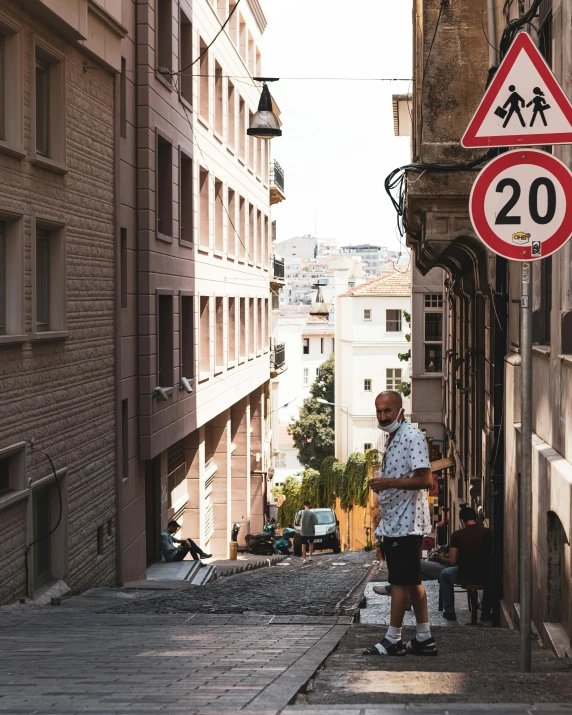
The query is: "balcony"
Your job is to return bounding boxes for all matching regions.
[270,341,286,376]
[270,255,285,289]
[270,160,286,205]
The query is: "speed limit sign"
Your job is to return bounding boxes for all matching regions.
[469,149,572,260]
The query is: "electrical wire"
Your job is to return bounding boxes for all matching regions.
[498,0,542,59]
[172,75,270,283]
[173,0,243,77]
[24,446,63,598]
[481,0,500,57]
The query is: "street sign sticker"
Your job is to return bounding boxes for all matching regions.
[470,149,572,261]
[462,32,572,148]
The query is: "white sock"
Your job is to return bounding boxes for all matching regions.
[416,622,431,642]
[385,625,402,644]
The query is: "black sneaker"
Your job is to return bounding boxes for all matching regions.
[406,636,438,656]
[442,611,457,621]
[201,553,212,559]
[362,638,407,656]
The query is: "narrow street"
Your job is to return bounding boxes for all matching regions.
[1,556,571,715]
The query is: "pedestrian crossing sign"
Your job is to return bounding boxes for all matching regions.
[462,32,572,148]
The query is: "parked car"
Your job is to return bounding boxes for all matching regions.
[293,508,341,556]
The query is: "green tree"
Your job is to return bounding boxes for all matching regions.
[275,476,302,527]
[288,354,335,470]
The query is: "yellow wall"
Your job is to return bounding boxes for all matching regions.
[334,491,379,551]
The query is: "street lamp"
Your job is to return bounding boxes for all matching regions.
[316,398,350,461]
[247,79,282,139]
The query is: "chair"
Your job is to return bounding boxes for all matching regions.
[461,585,487,625]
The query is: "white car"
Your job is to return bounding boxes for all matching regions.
[293,508,341,555]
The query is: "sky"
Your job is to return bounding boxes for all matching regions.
[261,0,413,253]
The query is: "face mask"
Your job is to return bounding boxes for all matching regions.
[378,408,404,434]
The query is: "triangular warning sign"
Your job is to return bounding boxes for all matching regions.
[462,32,572,148]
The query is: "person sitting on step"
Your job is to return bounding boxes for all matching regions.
[160,520,212,565]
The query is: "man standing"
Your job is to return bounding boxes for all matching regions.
[440,506,493,621]
[160,521,212,564]
[299,501,318,564]
[363,391,436,657]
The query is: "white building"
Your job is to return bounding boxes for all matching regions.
[270,300,334,494]
[335,270,412,461]
[340,244,388,276]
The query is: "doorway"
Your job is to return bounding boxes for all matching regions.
[33,485,52,588]
[546,511,566,622]
[145,458,161,565]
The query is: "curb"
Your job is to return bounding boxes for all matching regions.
[335,561,375,620]
[215,554,287,578]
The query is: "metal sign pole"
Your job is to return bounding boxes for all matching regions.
[519,262,532,673]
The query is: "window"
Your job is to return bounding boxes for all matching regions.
[275,452,286,468]
[0,221,4,335]
[386,368,402,391]
[227,189,236,255]
[239,297,246,359]
[364,378,372,392]
[199,296,210,377]
[204,420,214,469]
[120,228,127,309]
[0,457,9,495]
[239,16,247,62]
[199,38,209,120]
[180,295,194,380]
[0,444,25,500]
[302,338,309,355]
[214,179,223,252]
[179,11,192,103]
[364,443,372,453]
[36,229,50,331]
[122,399,129,480]
[157,135,173,237]
[215,297,224,370]
[320,337,324,353]
[0,33,4,140]
[424,294,443,308]
[156,0,172,80]
[157,294,174,387]
[180,152,193,245]
[423,294,443,374]
[214,62,223,136]
[217,0,227,22]
[303,368,309,386]
[257,210,262,265]
[263,215,269,267]
[120,57,127,138]
[35,57,49,157]
[229,2,239,44]
[363,309,372,321]
[199,168,209,247]
[386,309,402,332]
[257,298,262,352]
[239,97,246,160]
[228,297,236,363]
[238,195,246,260]
[248,111,254,168]
[227,80,235,148]
[249,298,255,356]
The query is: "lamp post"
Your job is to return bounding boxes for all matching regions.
[316,398,350,462]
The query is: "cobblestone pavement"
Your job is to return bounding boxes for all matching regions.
[360,579,478,627]
[104,551,373,616]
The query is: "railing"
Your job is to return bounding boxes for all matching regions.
[271,342,286,371]
[270,160,285,192]
[272,255,285,279]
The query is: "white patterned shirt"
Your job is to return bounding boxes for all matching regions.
[374,420,432,538]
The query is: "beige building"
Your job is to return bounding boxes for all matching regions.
[0,0,124,604]
[118,0,280,582]
[403,0,572,651]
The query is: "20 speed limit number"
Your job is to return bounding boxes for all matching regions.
[469,149,572,260]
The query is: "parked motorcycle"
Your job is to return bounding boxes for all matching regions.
[245,529,276,555]
[274,527,295,555]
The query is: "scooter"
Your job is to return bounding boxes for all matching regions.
[245,529,276,555]
[274,527,295,555]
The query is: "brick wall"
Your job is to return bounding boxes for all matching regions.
[0,1,117,604]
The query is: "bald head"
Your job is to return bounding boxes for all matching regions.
[375,390,403,428]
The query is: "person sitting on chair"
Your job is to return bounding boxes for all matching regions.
[374,544,450,596]
[440,506,492,621]
[160,521,212,564]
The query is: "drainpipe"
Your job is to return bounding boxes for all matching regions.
[486,0,497,66]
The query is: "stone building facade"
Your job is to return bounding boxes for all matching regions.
[0,0,124,604]
[117,0,278,583]
[404,0,572,650]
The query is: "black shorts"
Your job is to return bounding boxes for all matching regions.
[301,536,314,545]
[383,535,423,585]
